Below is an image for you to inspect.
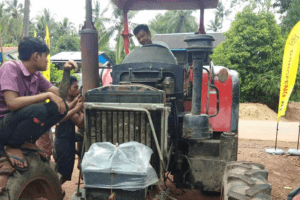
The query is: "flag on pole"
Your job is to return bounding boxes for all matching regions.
[42,25,51,81]
[277,21,300,123]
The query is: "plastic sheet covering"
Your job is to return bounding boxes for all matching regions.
[82,141,159,190]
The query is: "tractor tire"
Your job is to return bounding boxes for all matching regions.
[223,161,271,200]
[0,151,63,200]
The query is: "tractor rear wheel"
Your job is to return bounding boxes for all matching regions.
[223,161,271,200]
[0,151,63,200]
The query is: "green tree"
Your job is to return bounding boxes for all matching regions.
[93,0,112,51]
[35,9,57,40]
[3,0,23,44]
[54,35,80,54]
[211,6,285,110]
[207,2,232,32]
[280,0,300,35]
[149,10,197,33]
[273,0,291,13]
[56,17,75,36]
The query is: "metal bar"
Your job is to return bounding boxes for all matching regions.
[122,10,130,55]
[129,112,134,141]
[90,112,96,144]
[113,112,118,144]
[91,105,166,171]
[96,111,101,142]
[124,112,129,142]
[191,59,204,115]
[118,111,124,144]
[275,123,279,150]
[146,122,151,148]
[141,113,146,145]
[102,111,107,142]
[84,110,90,152]
[135,112,140,142]
[107,111,112,142]
[85,103,165,110]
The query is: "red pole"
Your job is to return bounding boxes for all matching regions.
[121,10,131,55]
[197,3,206,34]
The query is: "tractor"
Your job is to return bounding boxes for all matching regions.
[0,0,271,199]
[76,0,272,199]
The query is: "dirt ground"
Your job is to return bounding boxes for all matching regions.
[62,102,300,199]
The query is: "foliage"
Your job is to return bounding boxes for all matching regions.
[208,2,232,32]
[273,0,291,13]
[50,63,63,86]
[3,43,14,47]
[211,6,286,110]
[50,63,76,86]
[149,10,197,33]
[54,35,80,54]
[1,0,23,45]
[280,0,300,35]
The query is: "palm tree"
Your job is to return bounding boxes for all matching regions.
[207,15,222,32]
[35,8,57,40]
[93,0,112,50]
[149,10,198,34]
[57,17,75,36]
[3,0,23,44]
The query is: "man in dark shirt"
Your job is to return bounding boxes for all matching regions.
[54,76,84,183]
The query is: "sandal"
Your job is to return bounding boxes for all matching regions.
[3,151,29,172]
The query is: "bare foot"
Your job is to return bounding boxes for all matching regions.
[5,147,27,168]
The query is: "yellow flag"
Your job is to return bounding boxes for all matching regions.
[277,21,300,122]
[42,25,51,81]
[34,29,37,37]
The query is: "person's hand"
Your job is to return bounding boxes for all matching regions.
[63,60,78,72]
[79,95,85,103]
[74,94,81,103]
[48,93,66,114]
[75,99,84,112]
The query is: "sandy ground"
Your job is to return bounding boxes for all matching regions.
[61,102,300,199]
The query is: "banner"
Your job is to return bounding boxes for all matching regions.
[42,25,50,81]
[277,21,300,122]
[34,29,37,37]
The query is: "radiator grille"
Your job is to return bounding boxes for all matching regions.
[87,110,156,147]
[86,109,162,175]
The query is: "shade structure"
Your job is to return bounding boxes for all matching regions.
[112,0,218,11]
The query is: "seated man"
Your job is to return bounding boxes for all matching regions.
[54,76,84,183]
[0,37,77,194]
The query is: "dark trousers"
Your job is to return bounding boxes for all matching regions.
[0,101,68,151]
[54,137,75,181]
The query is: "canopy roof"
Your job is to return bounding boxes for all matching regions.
[112,0,218,11]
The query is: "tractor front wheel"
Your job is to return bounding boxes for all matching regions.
[223,161,271,200]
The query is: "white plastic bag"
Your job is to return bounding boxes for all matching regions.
[82,141,159,190]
